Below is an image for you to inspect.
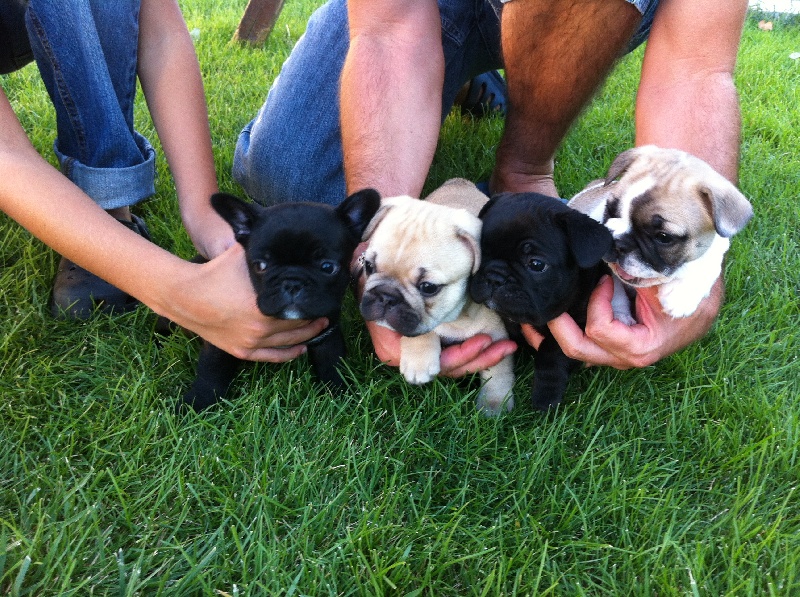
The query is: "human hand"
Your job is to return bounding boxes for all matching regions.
[366,320,517,378]
[164,243,331,362]
[521,275,722,369]
[181,199,237,260]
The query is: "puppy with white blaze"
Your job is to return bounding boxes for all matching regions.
[568,145,753,323]
[358,179,515,416]
[180,190,381,413]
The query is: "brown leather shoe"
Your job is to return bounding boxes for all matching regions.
[50,214,151,320]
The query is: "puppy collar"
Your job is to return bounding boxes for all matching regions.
[305,323,339,347]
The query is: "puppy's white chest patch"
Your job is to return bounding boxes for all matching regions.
[657,234,729,318]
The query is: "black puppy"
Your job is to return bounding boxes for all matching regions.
[469,192,613,411]
[180,190,381,413]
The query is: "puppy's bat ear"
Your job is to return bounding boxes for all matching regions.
[559,209,614,269]
[210,193,258,246]
[336,188,382,240]
[698,179,754,238]
[359,197,397,242]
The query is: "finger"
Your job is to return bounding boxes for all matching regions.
[632,285,662,328]
[547,312,632,370]
[439,334,492,370]
[244,344,308,363]
[366,320,402,366]
[440,335,517,377]
[581,276,656,358]
[520,323,544,350]
[441,339,517,378]
[264,317,330,349]
[586,274,617,323]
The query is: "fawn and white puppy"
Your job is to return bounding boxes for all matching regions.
[568,146,753,322]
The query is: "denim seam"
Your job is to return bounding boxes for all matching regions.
[477,0,504,68]
[27,9,86,173]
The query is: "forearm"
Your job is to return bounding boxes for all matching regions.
[1,146,188,319]
[341,0,443,198]
[634,0,746,183]
[635,72,741,183]
[137,0,226,258]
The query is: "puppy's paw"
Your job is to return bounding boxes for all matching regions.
[400,353,440,385]
[475,358,516,416]
[476,389,514,417]
[530,381,565,411]
[179,381,221,415]
[611,275,637,325]
[399,333,442,385]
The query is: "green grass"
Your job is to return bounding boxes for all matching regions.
[2,2,799,594]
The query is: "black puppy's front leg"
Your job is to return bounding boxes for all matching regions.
[531,334,580,411]
[180,341,243,413]
[306,327,347,390]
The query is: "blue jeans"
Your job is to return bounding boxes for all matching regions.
[233,0,658,207]
[25,0,155,210]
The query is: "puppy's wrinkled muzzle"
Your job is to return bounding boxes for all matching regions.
[281,278,304,297]
[360,284,402,319]
[482,268,508,289]
[360,285,423,336]
[470,263,508,304]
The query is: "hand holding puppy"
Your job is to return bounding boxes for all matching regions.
[533,273,722,370]
[366,322,516,377]
[178,243,330,362]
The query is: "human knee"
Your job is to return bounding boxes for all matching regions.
[233,126,346,207]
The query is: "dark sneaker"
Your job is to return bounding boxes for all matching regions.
[50,214,151,320]
[455,70,507,118]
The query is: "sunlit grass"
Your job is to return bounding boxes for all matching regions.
[1,3,798,594]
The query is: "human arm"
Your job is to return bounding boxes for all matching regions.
[0,91,327,361]
[137,0,231,260]
[542,0,747,368]
[340,0,443,199]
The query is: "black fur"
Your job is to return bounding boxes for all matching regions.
[469,192,612,410]
[180,190,380,413]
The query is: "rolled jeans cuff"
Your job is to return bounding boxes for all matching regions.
[55,131,157,210]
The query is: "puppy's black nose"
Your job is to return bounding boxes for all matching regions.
[281,279,304,298]
[371,287,401,308]
[613,234,636,255]
[482,269,507,289]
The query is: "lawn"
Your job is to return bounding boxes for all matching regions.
[1,1,799,595]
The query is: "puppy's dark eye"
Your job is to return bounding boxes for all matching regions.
[320,260,340,275]
[363,259,375,276]
[526,258,548,273]
[654,232,674,245]
[251,260,268,274]
[418,281,441,297]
